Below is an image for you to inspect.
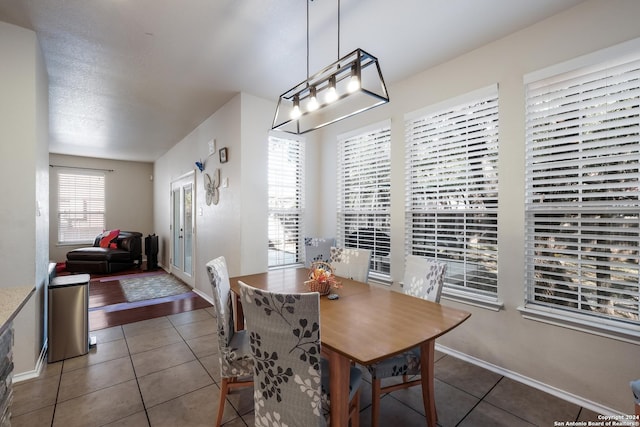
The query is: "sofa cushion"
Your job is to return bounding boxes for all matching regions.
[99,229,120,248]
[107,249,135,262]
[66,247,113,261]
[67,246,134,262]
[117,232,142,255]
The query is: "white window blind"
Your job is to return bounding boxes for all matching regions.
[405,85,499,298]
[58,171,105,244]
[337,121,391,278]
[268,135,305,267]
[525,47,640,327]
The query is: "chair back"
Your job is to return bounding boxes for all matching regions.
[329,247,372,282]
[403,255,447,303]
[206,256,252,377]
[238,281,325,427]
[304,237,335,267]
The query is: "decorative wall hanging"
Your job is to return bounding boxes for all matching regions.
[219,147,228,164]
[204,169,220,205]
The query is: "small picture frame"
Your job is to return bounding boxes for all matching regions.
[219,147,228,163]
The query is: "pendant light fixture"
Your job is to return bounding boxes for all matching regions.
[272,0,389,135]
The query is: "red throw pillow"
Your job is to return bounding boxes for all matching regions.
[99,229,120,248]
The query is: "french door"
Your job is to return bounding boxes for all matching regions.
[170,172,195,286]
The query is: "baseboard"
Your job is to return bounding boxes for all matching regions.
[435,344,621,417]
[192,288,214,306]
[13,340,47,383]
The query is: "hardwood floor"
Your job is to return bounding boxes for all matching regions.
[86,267,212,331]
[89,279,128,308]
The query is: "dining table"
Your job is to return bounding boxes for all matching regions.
[229,267,471,426]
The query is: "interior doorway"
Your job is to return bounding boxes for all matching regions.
[170,172,195,287]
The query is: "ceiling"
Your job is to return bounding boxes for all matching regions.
[0,0,585,162]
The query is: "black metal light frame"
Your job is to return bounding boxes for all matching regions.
[271,0,389,135]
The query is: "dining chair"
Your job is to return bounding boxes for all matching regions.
[366,255,447,427]
[205,256,254,427]
[329,247,372,282]
[238,280,362,427]
[304,237,336,267]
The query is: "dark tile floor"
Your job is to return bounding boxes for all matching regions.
[10,307,602,426]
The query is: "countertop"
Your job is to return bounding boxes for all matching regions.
[0,286,35,334]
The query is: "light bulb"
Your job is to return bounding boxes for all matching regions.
[307,87,319,111]
[325,76,338,103]
[290,96,302,120]
[347,64,361,93]
[347,74,360,93]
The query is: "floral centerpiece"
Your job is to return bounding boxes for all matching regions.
[305,261,341,296]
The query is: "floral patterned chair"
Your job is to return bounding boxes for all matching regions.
[304,237,335,267]
[366,255,447,427]
[329,247,372,283]
[238,281,362,427]
[205,256,254,427]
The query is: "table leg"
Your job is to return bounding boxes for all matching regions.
[419,340,437,427]
[327,347,350,426]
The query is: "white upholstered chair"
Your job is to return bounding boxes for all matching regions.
[205,256,254,427]
[238,281,362,426]
[304,237,335,267]
[403,254,446,302]
[329,247,372,283]
[366,255,447,427]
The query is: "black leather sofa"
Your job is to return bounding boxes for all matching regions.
[65,231,143,273]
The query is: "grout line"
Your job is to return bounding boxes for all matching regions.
[460,376,549,426]
[122,322,153,426]
[49,360,64,427]
[454,376,504,426]
[576,407,588,422]
[126,316,224,423]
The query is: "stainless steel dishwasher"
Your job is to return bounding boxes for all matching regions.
[48,274,90,362]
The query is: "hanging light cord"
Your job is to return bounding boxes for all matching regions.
[337,0,340,61]
[307,0,310,79]
[307,0,341,74]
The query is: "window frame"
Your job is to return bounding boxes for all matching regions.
[404,84,500,307]
[267,134,306,268]
[336,120,392,281]
[521,37,640,342]
[57,169,106,245]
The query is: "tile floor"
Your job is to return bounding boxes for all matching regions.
[10,307,602,427]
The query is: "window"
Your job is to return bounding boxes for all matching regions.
[405,85,499,300]
[524,40,640,335]
[57,170,106,244]
[337,121,391,278]
[268,135,305,267]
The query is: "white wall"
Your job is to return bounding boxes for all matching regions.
[48,154,155,262]
[312,0,640,414]
[302,131,323,236]
[154,94,255,299]
[239,93,272,274]
[152,90,326,294]
[0,21,49,375]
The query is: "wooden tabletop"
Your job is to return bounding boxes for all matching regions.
[230,267,471,365]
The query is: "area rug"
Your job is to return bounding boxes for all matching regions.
[119,273,192,302]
